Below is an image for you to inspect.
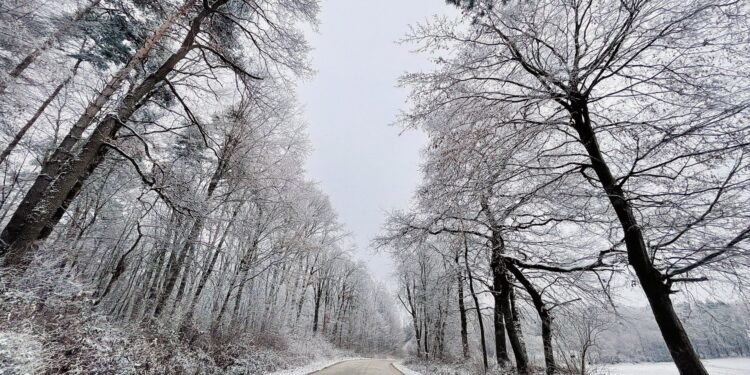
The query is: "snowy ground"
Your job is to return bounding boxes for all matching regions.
[393,361,424,375]
[605,357,750,375]
[0,331,45,375]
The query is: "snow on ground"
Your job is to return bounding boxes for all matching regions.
[0,331,45,375]
[392,361,423,375]
[266,357,366,375]
[605,357,750,375]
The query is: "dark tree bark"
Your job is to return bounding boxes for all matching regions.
[569,95,707,375]
[481,196,528,371]
[403,279,423,359]
[463,234,488,372]
[0,0,228,269]
[455,252,470,359]
[0,0,198,263]
[506,261,556,375]
[500,279,530,375]
[313,279,324,333]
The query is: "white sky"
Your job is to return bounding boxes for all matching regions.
[299,1,456,284]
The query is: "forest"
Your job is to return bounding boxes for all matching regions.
[1,0,749,375]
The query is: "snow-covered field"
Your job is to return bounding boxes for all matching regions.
[606,357,750,375]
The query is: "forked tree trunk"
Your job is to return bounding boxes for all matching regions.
[569,96,707,375]
[501,280,530,375]
[507,261,556,375]
[481,195,529,373]
[479,196,514,368]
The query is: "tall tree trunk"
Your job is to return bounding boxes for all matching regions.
[0,0,197,261]
[502,283,530,375]
[580,346,588,375]
[321,279,331,334]
[0,1,226,269]
[167,152,230,316]
[463,234,488,372]
[95,223,143,305]
[182,204,241,327]
[493,267,510,366]
[507,261,556,375]
[569,96,707,375]
[212,261,240,334]
[405,280,423,359]
[153,236,187,317]
[230,243,257,325]
[455,252,470,359]
[313,280,324,333]
[228,232,262,327]
[480,196,511,367]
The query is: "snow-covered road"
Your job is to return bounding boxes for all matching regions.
[310,359,403,375]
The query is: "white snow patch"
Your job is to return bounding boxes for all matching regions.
[605,357,750,375]
[0,331,45,375]
[266,357,367,375]
[393,361,422,375]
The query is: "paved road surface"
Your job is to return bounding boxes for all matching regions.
[310,359,403,375]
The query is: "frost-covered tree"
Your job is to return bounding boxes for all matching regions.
[402,1,750,373]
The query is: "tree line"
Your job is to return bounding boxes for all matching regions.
[378,1,750,374]
[0,0,400,365]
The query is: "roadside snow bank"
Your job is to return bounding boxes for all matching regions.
[606,357,750,375]
[393,361,422,375]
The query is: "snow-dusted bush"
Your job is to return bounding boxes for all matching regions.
[0,262,353,374]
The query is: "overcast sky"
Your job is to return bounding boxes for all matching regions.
[299,1,456,284]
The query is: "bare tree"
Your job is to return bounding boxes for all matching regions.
[402,1,750,373]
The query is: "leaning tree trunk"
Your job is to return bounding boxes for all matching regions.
[165,150,233,317]
[0,0,197,260]
[569,96,707,375]
[182,203,241,327]
[507,261,556,375]
[0,1,226,269]
[501,279,530,375]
